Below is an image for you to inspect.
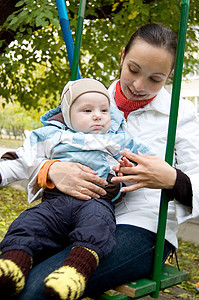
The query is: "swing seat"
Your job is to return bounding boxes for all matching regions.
[98,264,188,299]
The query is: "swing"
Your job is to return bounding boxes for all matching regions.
[55,0,189,298]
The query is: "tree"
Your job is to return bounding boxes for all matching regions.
[0,0,198,110]
[0,100,42,139]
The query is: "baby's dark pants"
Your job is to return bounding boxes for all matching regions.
[0,188,116,262]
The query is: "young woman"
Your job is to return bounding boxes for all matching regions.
[7,23,199,300]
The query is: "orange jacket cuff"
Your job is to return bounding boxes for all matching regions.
[38,160,61,189]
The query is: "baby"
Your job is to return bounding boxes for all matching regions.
[0,78,151,299]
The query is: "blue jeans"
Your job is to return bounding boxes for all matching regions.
[15,224,174,300]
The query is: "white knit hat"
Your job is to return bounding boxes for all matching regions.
[61,78,110,130]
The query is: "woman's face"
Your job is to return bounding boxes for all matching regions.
[120,39,174,101]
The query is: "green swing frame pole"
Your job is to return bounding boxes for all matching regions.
[152,0,190,298]
[71,0,87,81]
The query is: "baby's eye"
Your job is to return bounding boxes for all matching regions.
[101,109,108,113]
[84,109,91,113]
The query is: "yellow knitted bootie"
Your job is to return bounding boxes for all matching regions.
[0,250,32,297]
[44,246,99,300]
[45,265,86,300]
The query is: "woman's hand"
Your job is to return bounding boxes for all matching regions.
[112,150,177,193]
[48,162,107,200]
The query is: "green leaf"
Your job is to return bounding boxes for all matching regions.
[9,16,20,26]
[51,18,60,29]
[15,1,26,8]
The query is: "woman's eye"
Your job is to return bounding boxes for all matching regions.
[129,68,137,74]
[150,78,161,83]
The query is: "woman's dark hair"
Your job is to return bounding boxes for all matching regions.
[124,23,177,70]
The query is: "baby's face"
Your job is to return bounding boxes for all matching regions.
[70,92,111,134]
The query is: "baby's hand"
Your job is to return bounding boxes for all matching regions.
[113,156,135,176]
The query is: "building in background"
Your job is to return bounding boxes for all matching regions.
[166,74,199,116]
[181,75,199,115]
[177,72,199,244]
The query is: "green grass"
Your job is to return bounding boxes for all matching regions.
[0,137,23,149]
[0,185,199,298]
[0,186,40,240]
[167,240,199,299]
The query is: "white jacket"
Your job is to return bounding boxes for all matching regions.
[109,80,199,248]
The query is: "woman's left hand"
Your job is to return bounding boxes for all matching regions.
[112,150,177,192]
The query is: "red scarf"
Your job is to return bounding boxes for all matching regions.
[115,80,156,119]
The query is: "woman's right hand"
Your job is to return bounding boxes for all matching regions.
[48,161,107,200]
[112,151,177,192]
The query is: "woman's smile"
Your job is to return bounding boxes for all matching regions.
[127,86,147,100]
